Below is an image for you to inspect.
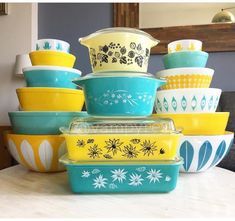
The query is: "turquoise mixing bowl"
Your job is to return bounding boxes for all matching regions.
[163,51,209,69]
[23,66,81,88]
[8,111,88,135]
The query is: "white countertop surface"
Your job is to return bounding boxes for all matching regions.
[0,165,234,218]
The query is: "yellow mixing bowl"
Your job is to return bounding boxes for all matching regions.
[62,133,182,161]
[154,113,230,135]
[156,67,214,90]
[29,51,76,68]
[6,133,67,172]
[17,88,84,111]
[161,74,212,90]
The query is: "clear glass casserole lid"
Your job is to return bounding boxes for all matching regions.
[79,27,160,45]
[60,117,180,135]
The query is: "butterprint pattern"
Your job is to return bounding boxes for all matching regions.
[89,42,150,69]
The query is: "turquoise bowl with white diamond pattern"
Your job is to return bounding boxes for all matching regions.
[60,154,183,193]
[155,88,221,113]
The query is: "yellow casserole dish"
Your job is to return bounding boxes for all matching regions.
[17,87,84,111]
[29,51,76,68]
[60,117,182,161]
[153,113,229,135]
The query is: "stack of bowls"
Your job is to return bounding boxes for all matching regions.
[6,39,86,172]
[59,28,183,194]
[154,39,233,173]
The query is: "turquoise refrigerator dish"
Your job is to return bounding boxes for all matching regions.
[73,73,166,117]
[8,111,88,135]
[163,51,208,69]
[60,155,183,193]
[23,66,81,89]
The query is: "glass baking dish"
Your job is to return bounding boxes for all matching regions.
[60,117,182,161]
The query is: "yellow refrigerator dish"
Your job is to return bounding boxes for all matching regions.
[60,117,182,161]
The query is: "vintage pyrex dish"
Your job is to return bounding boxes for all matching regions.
[60,117,182,161]
[36,39,70,53]
[16,88,84,111]
[168,39,202,54]
[179,132,234,173]
[163,51,208,69]
[73,73,166,117]
[60,154,183,193]
[155,67,214,90]
[23,66,81,89]
[6,133,67,172]
[154,113,229,135]
[155,88,221,113]
[79,27,159,73]
[8,111,88,135]
[29,51,76,68]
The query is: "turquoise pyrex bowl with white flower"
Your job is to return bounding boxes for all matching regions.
[73,73,166,117]
[60,154,183,193]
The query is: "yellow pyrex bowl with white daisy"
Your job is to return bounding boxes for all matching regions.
[79,27,159,73]
[60,117,182,161]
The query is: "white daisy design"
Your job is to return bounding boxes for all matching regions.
[165,176,171,182]
[93,175,107,189]
[129,173,144,186]
[81,170,90,178]
[146,169,163,183]
[109,183,118,189]
[111,169,127,183]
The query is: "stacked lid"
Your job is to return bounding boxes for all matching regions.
[154,39,233,173]
[6,39,86,173]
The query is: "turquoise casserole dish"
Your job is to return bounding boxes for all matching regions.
[73,73,166,117]
[60,155,183,193]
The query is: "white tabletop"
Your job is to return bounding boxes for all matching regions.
[0,165,234,218]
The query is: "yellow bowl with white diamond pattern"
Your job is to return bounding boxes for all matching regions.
[168,39,202,54]
[62,133,182,161]
[5,133,67,172]
[156,67,214,90]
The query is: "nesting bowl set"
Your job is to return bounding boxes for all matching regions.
[154,39,233,173]
[56,28,184,193]
[7,39,86,173]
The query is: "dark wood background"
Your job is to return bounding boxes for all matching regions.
[113,3,235,54]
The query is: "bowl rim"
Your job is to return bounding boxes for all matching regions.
[154,112,229,117]
[29,50,75,58]
[8,111,88,116]
[156,88,222,94]
[156,67,214,77]
[36,38,70,46]
[16,87,84,94]
[163,50,208,58]
[179,131,234,138]
[23,65,81,75]
[168,39,202,47]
